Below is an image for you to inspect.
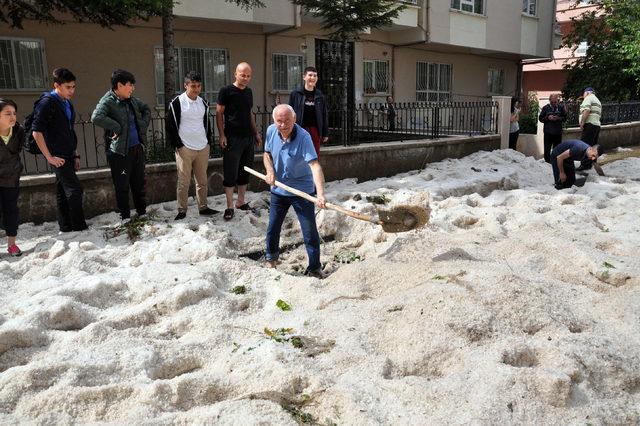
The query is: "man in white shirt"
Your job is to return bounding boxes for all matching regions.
[166,71,218,220]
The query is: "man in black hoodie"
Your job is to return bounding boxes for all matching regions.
[32,68,87,232]
[289,66,329,159]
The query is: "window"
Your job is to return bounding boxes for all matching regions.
[416,62,452,102]
[154,46,228,105]
[272,53,303,91]
[450,0,484,15]
[487,68,505,95]
[523,0,536,16]
[363,60,390,94]
[575,41,588,56]
[0,37,47,91]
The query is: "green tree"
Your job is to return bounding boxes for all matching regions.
[290,0,405,138]
[563,0,640,100]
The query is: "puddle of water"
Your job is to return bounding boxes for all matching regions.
[600,145,640,165]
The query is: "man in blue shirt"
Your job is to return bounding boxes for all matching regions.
[550,139,602,189]
[262,104,327,278]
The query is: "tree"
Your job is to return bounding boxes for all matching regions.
[290,0,405,139]
[563,0,640,101]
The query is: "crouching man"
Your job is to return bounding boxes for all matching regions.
[551,139,602,189]
[262,104,326,278]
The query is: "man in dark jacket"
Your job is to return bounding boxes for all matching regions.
[538,94,567,163]
[288,66,329,159]
[91,69,151,221]
[32,68,88,232]
[166,71,218,220]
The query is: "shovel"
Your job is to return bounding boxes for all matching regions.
[244,166,429,233]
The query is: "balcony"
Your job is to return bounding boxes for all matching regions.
[173,0,297,28]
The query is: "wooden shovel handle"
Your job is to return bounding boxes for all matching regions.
[244,166,381,225]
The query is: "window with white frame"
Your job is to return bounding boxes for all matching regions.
[272,53,303,91]
[363,60,390,95]
[450,0,484,15]
[0,37,47,91]
[154,46,228,105]
[523,0,536,16]
[416,62,452,102]
[487,68,505,95]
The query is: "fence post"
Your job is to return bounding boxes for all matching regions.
[492,96,512,150]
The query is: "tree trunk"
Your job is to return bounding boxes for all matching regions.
[162,7,176,109]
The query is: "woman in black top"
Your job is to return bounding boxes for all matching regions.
[0,98,24,256]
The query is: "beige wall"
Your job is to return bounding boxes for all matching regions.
[392,47,518,102]
[428,0,554,58]
[174,0,297,26]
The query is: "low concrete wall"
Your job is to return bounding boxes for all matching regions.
[18,134,499,224]
[517,120,640,160]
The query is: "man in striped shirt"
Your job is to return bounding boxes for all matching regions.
[577,87,601,171]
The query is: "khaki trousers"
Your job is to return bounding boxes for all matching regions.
[175,144,210,212]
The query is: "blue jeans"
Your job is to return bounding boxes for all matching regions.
[266,192,321,271]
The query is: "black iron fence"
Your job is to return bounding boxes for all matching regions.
[20,100,498,175]
[564,101,640,128]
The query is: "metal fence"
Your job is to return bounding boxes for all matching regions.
[20,100,499,175]
[564,101,640,128]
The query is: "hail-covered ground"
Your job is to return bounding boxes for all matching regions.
[1,149,639,425]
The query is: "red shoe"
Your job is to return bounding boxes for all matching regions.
[8,244,22,257]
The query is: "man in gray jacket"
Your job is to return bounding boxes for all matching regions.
[91,69,151,221]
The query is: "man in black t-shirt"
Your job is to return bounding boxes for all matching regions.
[216,62,262,221]
[289,66,329,158]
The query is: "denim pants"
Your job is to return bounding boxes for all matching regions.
[266,192,321,271]
[551,156,576,189]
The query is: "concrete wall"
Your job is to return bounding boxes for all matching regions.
[17,135,499,224]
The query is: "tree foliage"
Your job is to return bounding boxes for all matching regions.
[0,0,169,28]
[563,0,640,101]
[290,0,405,42]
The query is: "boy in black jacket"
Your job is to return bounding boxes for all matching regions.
[32,68,87,232]
[288,66,329,159]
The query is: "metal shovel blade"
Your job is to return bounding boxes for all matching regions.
[377,205,430,233]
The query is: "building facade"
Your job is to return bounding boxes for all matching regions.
[522,0,598,100]
[1,0,557,118]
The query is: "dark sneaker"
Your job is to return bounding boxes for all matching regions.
[175,212,186,220]
[223,208,234,221]
[304,268,326,279]
[199,207,220,216]
[8,244,22,257]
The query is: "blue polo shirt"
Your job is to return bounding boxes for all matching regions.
[551,139,589,161]
[265,123,317,196]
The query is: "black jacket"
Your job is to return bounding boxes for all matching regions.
[165,94,212,149]
[31,92,78,158]
[288,86,329,138]
[539,102,567,136]
[0,123,24,188]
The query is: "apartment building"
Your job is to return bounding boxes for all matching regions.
[522,0,598,99]
[1,0,557,117]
